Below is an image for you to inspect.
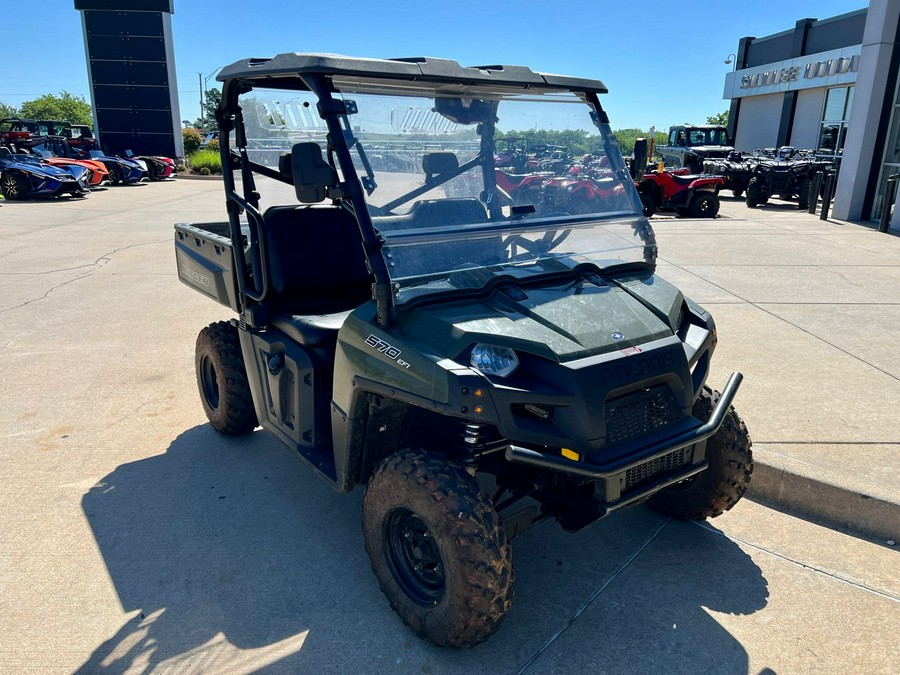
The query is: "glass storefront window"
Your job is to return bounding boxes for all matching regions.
[823,88,849,121]
[817,122,841,155]
[885,109,900,165]
[872,74,900,221]
[817,86,854,158]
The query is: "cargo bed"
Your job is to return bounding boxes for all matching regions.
[174,221,241,311]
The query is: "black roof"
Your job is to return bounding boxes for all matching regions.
[217,53,608,94]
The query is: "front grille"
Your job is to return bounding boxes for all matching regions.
[623,447,690,492]
[605,385,680,446]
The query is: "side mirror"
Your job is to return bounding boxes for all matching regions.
[435,97,494,125]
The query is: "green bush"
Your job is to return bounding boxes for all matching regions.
[189,149,221,174]
[199,167,211,176]
[183,127,203,155]
[206,138,219,153]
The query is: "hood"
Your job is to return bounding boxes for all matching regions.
[396,271,684,363]
[690,145,734,156]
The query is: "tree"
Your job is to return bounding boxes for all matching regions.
[0,101,17,118]
[19,91,93,127]
[611,129,668,157]
[200,88,221,131]
[706,110,729,126]
[183,127,203,155]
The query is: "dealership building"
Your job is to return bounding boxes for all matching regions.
[723,0,900,228]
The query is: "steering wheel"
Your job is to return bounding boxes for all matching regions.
[505,228,572,259]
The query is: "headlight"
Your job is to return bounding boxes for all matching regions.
[470,344,519,378]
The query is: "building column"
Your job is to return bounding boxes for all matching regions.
[833,0,900,220]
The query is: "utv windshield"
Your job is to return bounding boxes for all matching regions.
[690,128,730,146]
[238,83,654,303]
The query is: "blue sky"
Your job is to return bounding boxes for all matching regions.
[2,0,866,131]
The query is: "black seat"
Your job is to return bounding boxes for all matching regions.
[671,173,698,184]
[262,205,373,343]
[270,310,353,347]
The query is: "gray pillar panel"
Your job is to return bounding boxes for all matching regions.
[91,61,169,87]
[76,0,181,158]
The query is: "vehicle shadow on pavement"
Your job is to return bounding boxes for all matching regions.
[78,425,769,674]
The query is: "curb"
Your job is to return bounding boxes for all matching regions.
[174,173,223,180]
[747,452,899,542]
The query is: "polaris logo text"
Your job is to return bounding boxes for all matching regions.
[181,264,210,288]
[365,335,411,369]
[599,351,676,384]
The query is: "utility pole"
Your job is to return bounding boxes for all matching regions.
[198,72,204,131]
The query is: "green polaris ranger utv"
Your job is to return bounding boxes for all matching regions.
[174,53,752,648]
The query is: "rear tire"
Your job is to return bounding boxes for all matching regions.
[1,172,29,200]
[745,177,764,208]
[648,388,752,519]
[362,449,514,647]
[690,193,719,218]
[195,321,258,435]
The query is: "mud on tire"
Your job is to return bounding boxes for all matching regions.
[648,387,752,519]
[362,449,514,647]
[195,321,258,435]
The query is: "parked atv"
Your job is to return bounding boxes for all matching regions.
[636,168,724,218]
[175,52,752,648]
[703,151,756,198]
[745,146,816,209]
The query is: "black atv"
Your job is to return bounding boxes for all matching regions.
[703,151,757,198]
[174,52,752,648]
[745,146,817,209]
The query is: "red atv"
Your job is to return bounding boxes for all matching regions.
[636,168,723,218]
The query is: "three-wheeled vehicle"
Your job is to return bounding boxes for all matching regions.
[175,53,752,647]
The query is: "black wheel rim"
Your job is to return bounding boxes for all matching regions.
[199,354,220,411]
[383,507,445,606]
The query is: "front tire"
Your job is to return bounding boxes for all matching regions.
[745,177,764,208]
[107,165,122,185]
[362,450,514,647]
[648,387,752,519]
[639,193,656,218]
[1,172,29,200]
[195,321,258,435]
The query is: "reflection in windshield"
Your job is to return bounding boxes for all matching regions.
[237,85,653,304]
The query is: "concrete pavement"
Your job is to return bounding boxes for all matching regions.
[0,181,897,673]
[651,197,900,541]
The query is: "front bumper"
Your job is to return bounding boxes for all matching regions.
[505,372,742,511]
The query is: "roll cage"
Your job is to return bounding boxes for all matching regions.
[215,54,617,329]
